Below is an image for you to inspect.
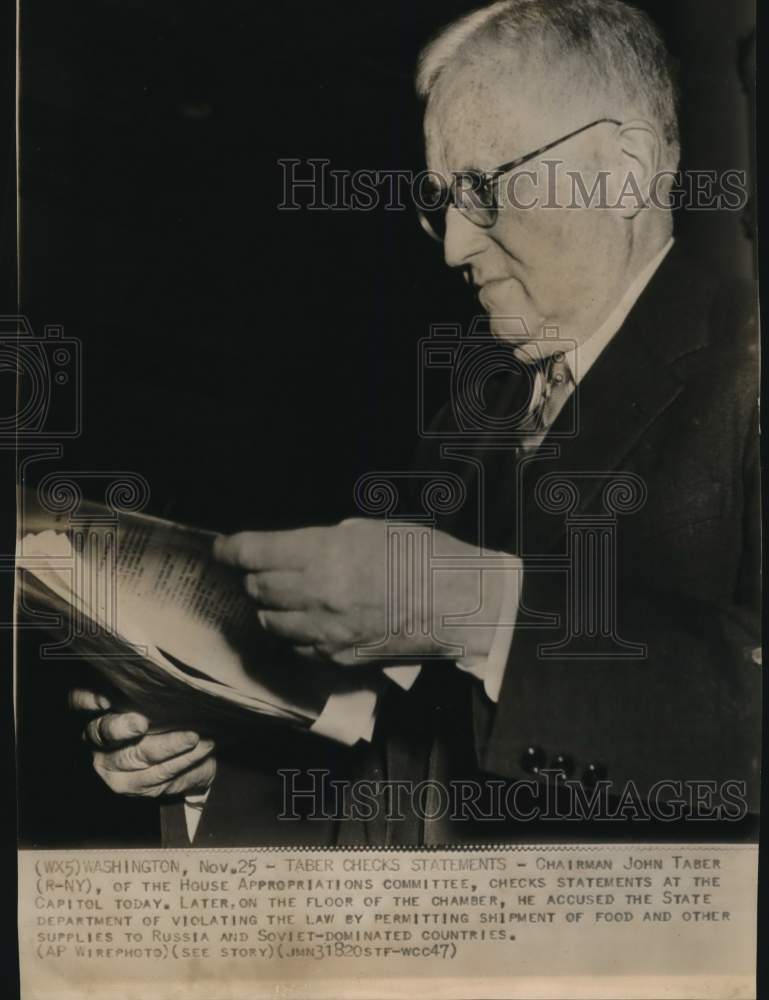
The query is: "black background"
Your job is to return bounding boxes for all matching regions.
[15,1,756,847]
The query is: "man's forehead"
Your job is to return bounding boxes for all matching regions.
[423,45,593,174]
[424,50,544,172]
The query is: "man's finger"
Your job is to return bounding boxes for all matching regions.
[85,711,149,748]
[213,529,322,572]
[125,740,215,791]
[105,731,202,771]
[95,739,215,794]
[70,688,111,713]
[164,756,218,798]
[293,643,357,666]
[258,609,322,644]
[245,571,307,609]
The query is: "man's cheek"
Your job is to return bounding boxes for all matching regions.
[498,271,556,324]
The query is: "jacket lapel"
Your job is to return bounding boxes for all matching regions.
[493,246,713,556]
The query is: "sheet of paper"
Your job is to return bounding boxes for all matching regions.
[19,511,380,741]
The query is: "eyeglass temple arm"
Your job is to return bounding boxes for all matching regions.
[485,118,622,181]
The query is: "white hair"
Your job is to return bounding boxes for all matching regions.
[416,0,680,170]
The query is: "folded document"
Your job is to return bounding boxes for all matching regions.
[17,502,380,745]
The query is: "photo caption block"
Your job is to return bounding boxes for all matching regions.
[20,843,757,999]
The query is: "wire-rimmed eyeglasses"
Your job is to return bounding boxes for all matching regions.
[417,118,621,242]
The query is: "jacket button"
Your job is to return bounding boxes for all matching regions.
[581,762,608,788]
[520,746,547,775]
[551,754,575,779]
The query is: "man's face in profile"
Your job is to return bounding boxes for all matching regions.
[424,51,629,346]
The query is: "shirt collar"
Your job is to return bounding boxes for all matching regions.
[565,237,675,385]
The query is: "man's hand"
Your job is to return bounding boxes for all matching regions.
[70,689,217,799]
[214,520,518,666]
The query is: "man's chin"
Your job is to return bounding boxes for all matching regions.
[488,313,540,344]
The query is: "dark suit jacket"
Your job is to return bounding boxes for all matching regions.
[163,245,761,845]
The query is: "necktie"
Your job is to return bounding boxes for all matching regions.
[517,350,574,450]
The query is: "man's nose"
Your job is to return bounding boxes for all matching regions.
[443,205,488,269]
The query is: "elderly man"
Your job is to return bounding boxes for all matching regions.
[73,0,760,845]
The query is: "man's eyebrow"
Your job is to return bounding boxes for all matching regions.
[440,158,488,176]
[454,151,507,174]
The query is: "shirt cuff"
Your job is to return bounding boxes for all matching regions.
[310,688,379,744]
[454,556,522,703]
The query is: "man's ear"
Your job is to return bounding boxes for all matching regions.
[615,119,662,219]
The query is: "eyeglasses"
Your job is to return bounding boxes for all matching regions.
[417,118,621,243]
